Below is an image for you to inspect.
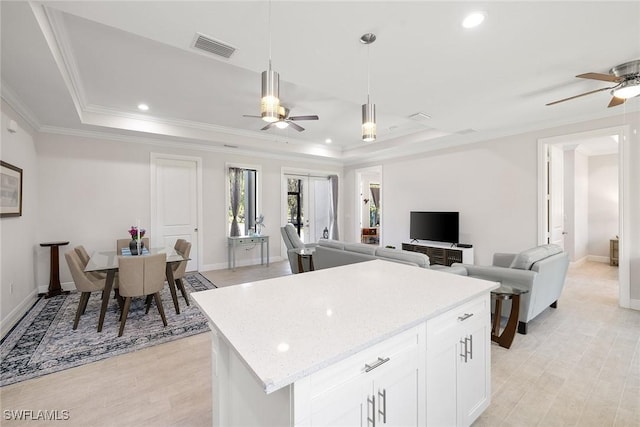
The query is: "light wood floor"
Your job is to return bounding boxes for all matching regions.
[1,260,638,426]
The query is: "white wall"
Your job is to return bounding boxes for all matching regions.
[34,132,342,290]
[0,102,39,335]
[588,154,618,258]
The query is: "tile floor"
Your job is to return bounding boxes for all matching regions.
[1,260,638,426]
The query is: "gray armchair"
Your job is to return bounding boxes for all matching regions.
[280,224,318,273]
[453,244,569,334]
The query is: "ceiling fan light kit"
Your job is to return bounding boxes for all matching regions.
[261,66,280,122]
[612,79,640,99]
[361,33,377,142]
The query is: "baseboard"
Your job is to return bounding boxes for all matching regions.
[571,256,588,266]
[200,255,284,272]
[586,255,610,264]
[629,299,640,311]
[1,289,39,339]
[37,281,76,295]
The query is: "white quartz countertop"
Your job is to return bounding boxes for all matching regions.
[191,259,498,394]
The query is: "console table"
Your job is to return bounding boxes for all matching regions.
[402,241,473,266]
[227,235,269,271]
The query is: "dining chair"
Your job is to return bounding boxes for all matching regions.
[171,241,192,306]
[74,245,107,281]
[117,253,168,337]
[65,250,109,330]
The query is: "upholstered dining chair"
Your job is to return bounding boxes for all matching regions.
[74,245,107,281]
[65,250,109,330]
[171,240,192,306]
[116,237,150,253]
[117,253,168,337]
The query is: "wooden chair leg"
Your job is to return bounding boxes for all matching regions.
[154,293,168,327]
[118,297,132,337]
[145,295,153,314]
[80,291,91,315]
[73,292,89,330]
[176,278,190,306]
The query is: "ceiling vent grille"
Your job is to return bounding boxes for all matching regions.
[193,33,236,59]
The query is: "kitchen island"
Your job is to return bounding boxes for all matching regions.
[192,259,499,426]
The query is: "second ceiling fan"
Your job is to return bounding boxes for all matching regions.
[244,106,319,132]
[546,59,640,108]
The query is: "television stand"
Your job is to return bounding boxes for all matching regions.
[402,241,473,266]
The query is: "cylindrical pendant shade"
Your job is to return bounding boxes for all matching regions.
[261,69,280,122]
[362,103,376,142]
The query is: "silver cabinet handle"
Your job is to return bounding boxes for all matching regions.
[468,334,473,360]
[459,338,468,363]
[457,313,474,322]
[378,388,387,424]
[367,395,376,427]
[365,357,390,373]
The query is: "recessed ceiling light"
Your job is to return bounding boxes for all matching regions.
[137,103,149,111]
[462,11,486,29]
[325,138,332,144]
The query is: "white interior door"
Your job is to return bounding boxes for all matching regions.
[153,156,199,271]
[548,145,565,248]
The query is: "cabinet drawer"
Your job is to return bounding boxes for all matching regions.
[426,295,488,343]
[306,324,424,399]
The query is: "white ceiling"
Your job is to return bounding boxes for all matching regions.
[2,1,639,164]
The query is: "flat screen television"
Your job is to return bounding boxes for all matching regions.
[410,211,459,244]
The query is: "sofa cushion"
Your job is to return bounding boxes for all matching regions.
[375,247,429,268]
[509,244,563,270]
[344,243,377,256]
[318,239,345,250]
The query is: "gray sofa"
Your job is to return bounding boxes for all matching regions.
[453,244,569,334]
[313,239,468,274]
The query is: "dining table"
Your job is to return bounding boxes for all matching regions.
[84,246,189,332]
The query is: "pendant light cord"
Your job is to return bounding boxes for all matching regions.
[268,0,272,70]
[367,43,371,103]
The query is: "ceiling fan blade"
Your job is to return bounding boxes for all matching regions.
[608,96,626,108]
[260,122,275,131]
[243,114,262,119]
[576,72,622,83]
[546,86,615,106]
[288,115,319,121]
[288,121,306,132]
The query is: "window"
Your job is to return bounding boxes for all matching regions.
[228,166,258,237]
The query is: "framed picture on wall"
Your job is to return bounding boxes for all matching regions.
[1,161,23,217]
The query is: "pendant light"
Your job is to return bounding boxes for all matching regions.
[261,0,280,122]
[360,33,377,142]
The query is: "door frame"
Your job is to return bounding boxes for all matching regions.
[537,125,629,308]
[150,152,203,271]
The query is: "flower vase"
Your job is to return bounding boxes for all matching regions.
[129,239,144,255]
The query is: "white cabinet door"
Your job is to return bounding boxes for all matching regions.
[458,318,490,426]
[426,294,491,427]
[308,376,365,426]
[372,342,421,427]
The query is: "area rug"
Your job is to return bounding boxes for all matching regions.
[0,273,216,387]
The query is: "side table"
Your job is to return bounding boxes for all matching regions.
[491,284,529,349]
[294,248,315,273]
[40,241,70,298]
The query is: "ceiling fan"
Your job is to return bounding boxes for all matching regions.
[243,106,319,132]
[546,59,640,108]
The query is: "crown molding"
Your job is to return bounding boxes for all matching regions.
[37,125,344,167]
[1,81,42,131]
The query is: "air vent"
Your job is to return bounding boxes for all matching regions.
[193,33,236,59]
[409,112,431,122]
[457,128,477,135]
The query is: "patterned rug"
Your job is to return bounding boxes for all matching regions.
[0,273,216,387]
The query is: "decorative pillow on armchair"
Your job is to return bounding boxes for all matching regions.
[509,244,563,270]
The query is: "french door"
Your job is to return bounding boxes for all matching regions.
[283,173,331,244]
